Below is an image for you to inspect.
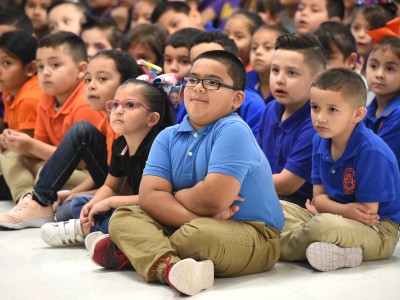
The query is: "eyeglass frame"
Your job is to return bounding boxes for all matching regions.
[182,76,241,91]
[106,99,154,112]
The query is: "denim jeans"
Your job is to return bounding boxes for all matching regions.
[70,194,113,233]
[32,121,108,206]
[55,200,72,222]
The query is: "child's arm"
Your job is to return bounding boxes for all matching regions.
[312,184,379,226]
[273,169,306,196]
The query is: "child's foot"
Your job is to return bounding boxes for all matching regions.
[164,258,214,296]
[90,234,132,270]
[85,231,106,251]
[306,242,362,272]
[0,194,54,229]
[40,219,84,246]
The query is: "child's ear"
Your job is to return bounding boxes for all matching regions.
[25,60,37,77]
[232,90,245,110]
[77,61,88,81]
[147,112,161,127]
[354,106,367,123]
[346,52,358,70]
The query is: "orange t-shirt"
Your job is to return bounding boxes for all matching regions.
[34,81,105,146]
[96,115,119,165]
[3,75,44,131]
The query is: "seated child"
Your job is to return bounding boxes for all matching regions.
[364,37,400,166]
[47,0,86,35]
[294,0,344,33]
[280,68,400,272]
[21,0,51,39]
[240,0,281,25]
[40,79,174,248]
[0,32,104,229]
[130,0,161,28]
[257,33,325,207]
[314,21,358,70]
[91,50,284,296]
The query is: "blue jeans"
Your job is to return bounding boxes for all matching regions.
[32,121,108,206]
[70,194,113,234]
[55,200,72,222]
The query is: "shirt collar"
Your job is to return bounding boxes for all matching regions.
[367,94,400,120]
[273,101,311,133]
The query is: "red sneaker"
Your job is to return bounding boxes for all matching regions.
[89,234,132,270]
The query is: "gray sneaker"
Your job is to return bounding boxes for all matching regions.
[306,242,362,272]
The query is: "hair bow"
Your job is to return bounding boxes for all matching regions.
[367,17,400,42]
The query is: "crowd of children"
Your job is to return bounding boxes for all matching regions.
[0,0,399,297]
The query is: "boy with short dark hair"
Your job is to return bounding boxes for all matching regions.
[0,32,104,229]
[257,33,325,207]
[314,21,358,70]
[91,50,284,296]
[47,0,87,35]
[280,68,400,272]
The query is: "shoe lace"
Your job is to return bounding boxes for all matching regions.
[114,249,131,271]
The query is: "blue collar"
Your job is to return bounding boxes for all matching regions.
[366,94,400,120]
[272,101,311,134]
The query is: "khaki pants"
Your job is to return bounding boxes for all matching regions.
[109,206,280,283]
[280,200,399,261]
[0,151,88,203]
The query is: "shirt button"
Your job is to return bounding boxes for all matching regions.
[194,133,198,138]
[188,152,193,156]
[331,169,336,174]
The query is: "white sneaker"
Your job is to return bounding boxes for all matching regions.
[40,219,84,247]
[0,194,54,229]
[85,231,106,251]
[167,258,214,296]
[306,242,362,272]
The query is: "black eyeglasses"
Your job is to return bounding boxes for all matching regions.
[106,99,153,112]
[182,76,240,91]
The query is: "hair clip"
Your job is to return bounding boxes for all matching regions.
[137,59,162,82]
[367,17,400,42]
[153,73,181,106]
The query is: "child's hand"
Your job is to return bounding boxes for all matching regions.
[343,203,380,226]
[305,199,319,216]
[88,200,112,227]
[0,133,8,151]
[212,196,244,220]
[4,130,32,154]
[80,201,94,220]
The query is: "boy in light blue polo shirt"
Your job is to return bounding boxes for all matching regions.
[257,33,326,207]
[93,50,283,296]
[280,68,400,272]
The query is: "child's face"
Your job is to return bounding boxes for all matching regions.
[110,84,153,135]
[183,58,244,131]
[85,56,122,112]
[310,87,360,141]
[127,42,158,65]
[350,12,373,58]
[163,45,191,80]
[24,0,51,31]
[280,0,300,6]
[189,43,224,63]
[294,0,329,33]
[81,28,113,61]
[326,43,356,70]
[157,10,196,35]
[131,1,155,27]
[224,15,253,66]
[270,49,316,110]
[36,45,86,103]
[250,29,281,74]
[366,48,400,103]
[0,49,32,96]
[86,0,117,9]
[48,4,84,35]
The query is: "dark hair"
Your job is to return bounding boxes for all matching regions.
[189,31,239,57]
[326,0,345,19]
[314,21,356,60]
[228,9,264,35]
[311,68,367,107]
[120,79,175,128]
[81,15,122,49]
[368,37,400,62]
[240,0,281,17]
[275,33,326,74]
[352,4,393,30]
[91,50,144,84]
[38,31,87,62]
[0,31,37,65]
[121,23,167,67]
[254,23,290,37]
[193,50,247,91]
[166,28,203,49]
[47,0,86,15]
[0,8,33,34]
[151,2,190,23]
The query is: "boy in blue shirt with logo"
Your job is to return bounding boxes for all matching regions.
[257,33,325,207]
[91,50,284,296]
[280,68,400,272]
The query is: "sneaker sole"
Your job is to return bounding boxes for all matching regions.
[85,231,105,251]
[0,217,54,230]
[168,259,214,296]
[306,242,362,272]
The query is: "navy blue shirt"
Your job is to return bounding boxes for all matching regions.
[257,100,315,200]
[364,94,400,167]
[312,122,400,224]
[246,70,274,105]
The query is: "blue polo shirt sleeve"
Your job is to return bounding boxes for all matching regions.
[375,108,400,166]
[208,120,260,183]
[238,88,266,137]
[311,134,323,185]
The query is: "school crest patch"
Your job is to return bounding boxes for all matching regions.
[343,168,356,194]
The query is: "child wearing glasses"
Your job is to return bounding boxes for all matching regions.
[41,79,174,248]
[91,50,284,296]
